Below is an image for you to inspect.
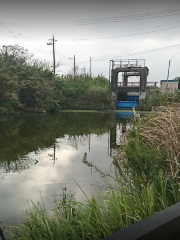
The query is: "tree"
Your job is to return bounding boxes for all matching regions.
[0,44,33,66]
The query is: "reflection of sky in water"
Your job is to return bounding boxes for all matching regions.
[0,131,119,227]
[0,111,133,231]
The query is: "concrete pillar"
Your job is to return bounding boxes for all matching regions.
[139,68,147,92]
[111,70,118,91]
[139,91,146,110]
[139,91,146,100]
[111,70,118,109]
[111,91,117,110]
[110,115,119,149]
[123,75,128,86]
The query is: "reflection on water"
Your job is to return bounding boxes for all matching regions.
[0,112,131,228]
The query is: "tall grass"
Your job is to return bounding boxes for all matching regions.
[135,104,180,162]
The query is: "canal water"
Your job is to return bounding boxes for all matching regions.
[0,112,132,229]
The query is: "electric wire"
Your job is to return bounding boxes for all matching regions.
[75,9,180,22]
[91,28,180,61]
[76,33,180,64]
[75,9,180,25]
[170,46,180,61]
[76,43,180,65]
[72,25,180,41]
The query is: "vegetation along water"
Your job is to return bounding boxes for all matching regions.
[0,45,111,114]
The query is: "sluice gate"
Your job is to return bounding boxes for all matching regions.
[109,59,157,109]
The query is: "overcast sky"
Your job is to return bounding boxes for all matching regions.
[1,0,180,84]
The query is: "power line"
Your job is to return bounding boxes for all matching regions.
[72,25,180,41]
[75,10,180,25]
[0,22,20,25]
[0,24,22,35]
[76,43,180,65]
[0,24,40,41]
[55,49,69,60]
[75,9,180,25]
[77,13,180,25]
[75,9,180,22]
[114,44,180,60]
[170,46,180,61]
[76,29,180,64]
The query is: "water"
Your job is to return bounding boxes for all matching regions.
[0,112,131,228]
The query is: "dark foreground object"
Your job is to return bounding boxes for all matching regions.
[0,227,5,240]
[103,202,180,240]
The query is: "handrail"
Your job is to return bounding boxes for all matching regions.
[117,82,158,87]
[111,59,145,69]
[0,227,5,240]
[103,201,180,240]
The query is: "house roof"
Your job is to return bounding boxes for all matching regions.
[161,80,179,82]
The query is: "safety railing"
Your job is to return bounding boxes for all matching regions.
[0,227,5,240]
[117,82,158,87]
[103,201,180,240]
[111,59,145,69]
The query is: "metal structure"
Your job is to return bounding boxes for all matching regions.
[111,59,145,69]
[109,59,152,109]
[117,82,157,87]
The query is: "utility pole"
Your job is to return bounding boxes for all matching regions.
[90,57,91,77]
[74,55,75,77]
[166,60,171,91]
[69,55,76,77]
[47,34,57,76]
[47,34,57,164]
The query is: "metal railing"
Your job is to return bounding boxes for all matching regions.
[117,82,158,87]
[103,201,180,240]
[111,59,145,69]
[0,227,5,240]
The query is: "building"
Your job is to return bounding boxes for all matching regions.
[160,79,179,93]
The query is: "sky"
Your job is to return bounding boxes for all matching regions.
[1,0,180,85]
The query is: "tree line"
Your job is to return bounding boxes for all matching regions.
[0,44,111,113]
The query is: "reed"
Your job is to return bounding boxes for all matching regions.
[136,104,180,162]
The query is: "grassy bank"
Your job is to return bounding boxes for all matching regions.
[5,105,180,239]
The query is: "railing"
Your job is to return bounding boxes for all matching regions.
[117,82,158,87]
[111,59,145,69]
[0,227,5,240]
[103,201,180,240]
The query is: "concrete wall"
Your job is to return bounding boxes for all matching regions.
[161,82,178,93]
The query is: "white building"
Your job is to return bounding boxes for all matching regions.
[160,79,179,93]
